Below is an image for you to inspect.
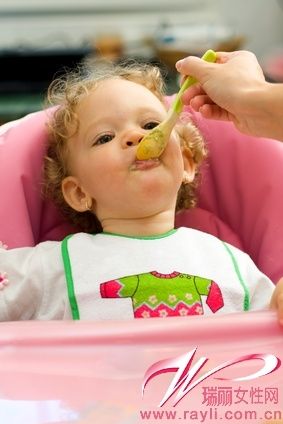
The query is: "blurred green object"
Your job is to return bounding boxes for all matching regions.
[0,93,43,123]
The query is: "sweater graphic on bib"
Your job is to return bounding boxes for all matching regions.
[100,271,224,318]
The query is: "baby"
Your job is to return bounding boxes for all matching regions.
[0,60,281,321]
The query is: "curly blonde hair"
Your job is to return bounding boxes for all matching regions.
[43,60,207,233]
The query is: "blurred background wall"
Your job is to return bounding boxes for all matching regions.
[1,0,283,57]
[1,0,283,122]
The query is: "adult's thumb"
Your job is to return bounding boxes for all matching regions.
[175,56,211,81]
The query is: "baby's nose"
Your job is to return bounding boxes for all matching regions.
[125,132,144,147]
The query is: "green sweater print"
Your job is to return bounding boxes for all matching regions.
[100,271,224,318]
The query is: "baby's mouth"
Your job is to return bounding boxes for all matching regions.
[131,158,160,171]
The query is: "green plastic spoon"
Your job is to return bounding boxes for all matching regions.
[136,49,216,160]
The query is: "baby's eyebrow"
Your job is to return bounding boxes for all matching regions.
[137,106,166,115]
[83,119,110,141]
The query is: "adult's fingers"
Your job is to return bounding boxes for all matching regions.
[182,84,205,103]
[198,104,231,121]
[189,94,215,111]
[270,277,283,325]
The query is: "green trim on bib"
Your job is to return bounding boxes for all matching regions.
[61,235,80,320]
[101,228,177,240]
[222,241,250,311]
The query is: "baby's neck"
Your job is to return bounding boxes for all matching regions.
[100,211,175,237]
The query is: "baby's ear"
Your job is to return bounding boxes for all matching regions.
[182,153,196,184]
[176,121,206,179]
[62,176,92,212]
[181,142,196,184]
[175,124,197,183]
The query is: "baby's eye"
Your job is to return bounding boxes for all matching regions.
[95,134,114,145]
[143,121,159,130]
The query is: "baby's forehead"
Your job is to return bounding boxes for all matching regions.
[78,77,166,112]
[91,77,163,101]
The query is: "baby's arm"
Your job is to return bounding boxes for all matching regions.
[0,241,64,321]
[0,244,45,320]
[270,277,283,325]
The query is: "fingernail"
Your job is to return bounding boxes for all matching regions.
[176,59,184,70]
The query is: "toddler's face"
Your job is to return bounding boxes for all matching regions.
[64,78,188,223]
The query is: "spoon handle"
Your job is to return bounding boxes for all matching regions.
[171,49,217,115]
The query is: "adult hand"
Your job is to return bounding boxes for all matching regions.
[270,277,283,326]
[176,50,283,141]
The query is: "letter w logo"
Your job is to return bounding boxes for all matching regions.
[142,348,280,407]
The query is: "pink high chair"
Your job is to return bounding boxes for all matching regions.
[0,105,283,423]
[0,312,282,424]
[0,104,283,282]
